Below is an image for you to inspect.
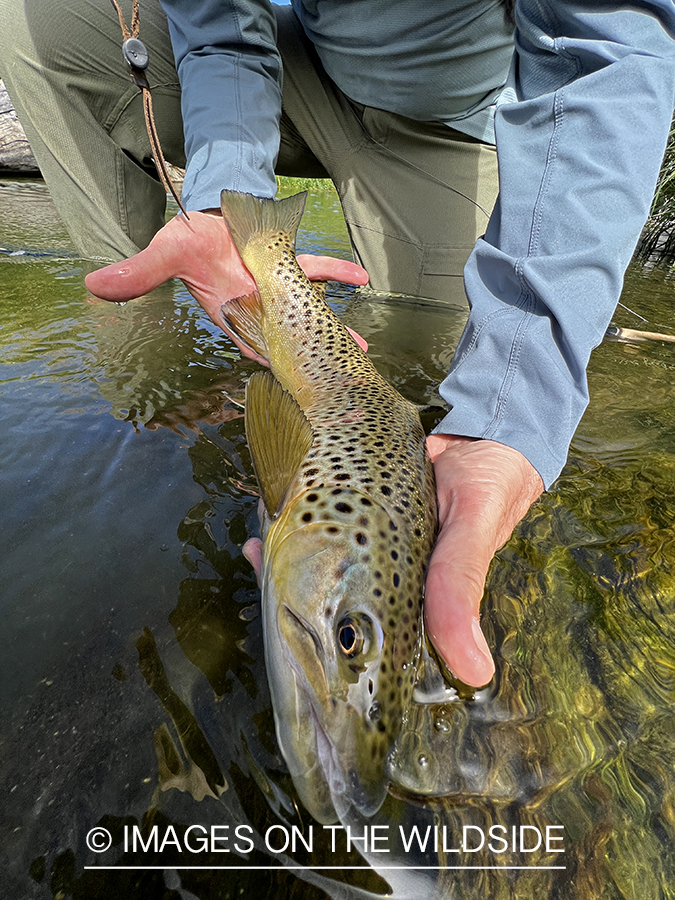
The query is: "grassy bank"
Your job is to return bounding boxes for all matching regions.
[635,124,675,268]
[276,175,337,195]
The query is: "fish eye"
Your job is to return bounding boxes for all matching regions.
[337,615,370,659]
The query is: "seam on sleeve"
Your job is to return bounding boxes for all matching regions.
[232,5,243,190]
[483,86,565,438]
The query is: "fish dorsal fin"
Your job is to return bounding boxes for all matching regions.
[245,370,314,516]
[220,190,307,256]
[220,290,268,359]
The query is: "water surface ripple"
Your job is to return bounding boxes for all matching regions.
[1,179,674,900]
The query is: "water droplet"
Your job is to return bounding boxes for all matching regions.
[434,717,450,733]
[417,754,429,769]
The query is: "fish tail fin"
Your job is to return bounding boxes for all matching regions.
[218,191,307,360]
[220,190,307,256]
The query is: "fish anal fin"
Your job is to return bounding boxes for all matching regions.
[245,370,314,516]
[220,291,268,359]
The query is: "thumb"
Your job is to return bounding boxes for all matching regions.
[423,513,496,687]
[423,435,543,687]
[84,212,255,308]
[85,223,186,301]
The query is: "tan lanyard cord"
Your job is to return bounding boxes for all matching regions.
[109,0,189,218]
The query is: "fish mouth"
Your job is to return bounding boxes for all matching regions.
[268,604,388,824]
[278,670,387,825]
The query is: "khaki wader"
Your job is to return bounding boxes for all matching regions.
[0,0,499,305]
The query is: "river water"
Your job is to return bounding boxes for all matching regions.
[1,177,674,900]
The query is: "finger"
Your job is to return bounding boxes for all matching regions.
[85,213,256,312]
[424,515,496,687]
[85,252,168,302]
[423,437,544,687]
[84,220,192,301]
[346,327,368,353]
[297,254,369,285]
[243,537,263,585]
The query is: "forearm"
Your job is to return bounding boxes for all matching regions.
[435,0,675,488]
[159,0,282,210]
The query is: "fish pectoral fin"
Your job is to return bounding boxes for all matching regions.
[220,290,268,359]
[245,370,314,515]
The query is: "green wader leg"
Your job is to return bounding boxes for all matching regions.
[0,0,184,261]
[274,6,500,307]
[0,0,498,307]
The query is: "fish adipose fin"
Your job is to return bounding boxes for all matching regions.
[245,370,314,516]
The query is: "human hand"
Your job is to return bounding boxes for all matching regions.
[84,211,369,362]
[423,434,544,687]
[244,432,543,689]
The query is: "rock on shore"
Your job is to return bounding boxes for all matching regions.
[0,80,40,173]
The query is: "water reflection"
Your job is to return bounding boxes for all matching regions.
[0,178,674,899]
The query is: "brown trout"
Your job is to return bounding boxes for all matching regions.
[219,190,437,824]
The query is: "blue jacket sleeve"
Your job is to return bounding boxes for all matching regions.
[159,0,282,211]
[434,0,675,488]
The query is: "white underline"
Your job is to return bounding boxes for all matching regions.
[84,865,566,871]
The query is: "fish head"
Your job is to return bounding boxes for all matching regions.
[261,491,422,824]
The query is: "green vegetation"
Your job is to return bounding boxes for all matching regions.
[635,123,675,268]
[276,175,337,195]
